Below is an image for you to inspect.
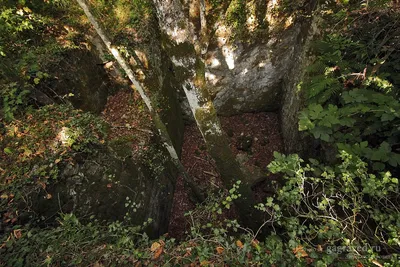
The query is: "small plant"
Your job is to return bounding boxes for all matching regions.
[263,151,400,265]
[1,82,30,121]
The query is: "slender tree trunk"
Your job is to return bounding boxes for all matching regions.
[153,0,261,229]
[76,0,205,202]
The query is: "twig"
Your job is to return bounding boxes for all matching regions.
[203,171,218,177]
[194,155,209,162]
[110,125,153,134]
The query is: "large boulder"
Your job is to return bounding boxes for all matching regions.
[31,141,176,238]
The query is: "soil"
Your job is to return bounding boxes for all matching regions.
[101,89,153,157]
[168,112,284,239]
[100,90,284,240]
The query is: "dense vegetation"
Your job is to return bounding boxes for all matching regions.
[1,0,400,266]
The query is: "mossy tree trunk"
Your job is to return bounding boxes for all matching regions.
[75,0,204,202]
[153,0,261,229]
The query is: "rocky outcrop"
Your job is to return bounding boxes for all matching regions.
[168,1,317,120]
[47,49,111,114]
[31,141,176,238]
[205,26,302,116]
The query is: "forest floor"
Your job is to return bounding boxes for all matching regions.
[168,113,283,239]
[102,89,154,156]
[101,89,284,239]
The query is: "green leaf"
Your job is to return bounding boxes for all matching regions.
[381,113,394,122]
[4,147,13,154]
[388,153,400,167]
[320,133,330,142]
[309,104,324,119]
[372,162,385,171]
[34,78,40,84]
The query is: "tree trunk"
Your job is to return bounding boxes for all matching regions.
[153,0,261,229]
[75,0,205,202]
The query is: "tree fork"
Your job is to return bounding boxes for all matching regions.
[152,0,262,229]
[75,0,205,202]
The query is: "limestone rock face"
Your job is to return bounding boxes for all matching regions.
[206,27,301,116]
[159,2,313,118]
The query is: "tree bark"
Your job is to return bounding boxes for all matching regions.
[153,0,261,229]
[75,0,205,202]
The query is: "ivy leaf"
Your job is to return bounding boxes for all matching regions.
[321,133,330,142]
[388,153,400,167]
[381,113,394,122]
[34,78,40,84]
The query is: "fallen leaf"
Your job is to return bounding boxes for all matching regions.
[306,257,314,265]
[251,239,260,249]
[46,194,52,200]
[151,242,161,252]
[183,248,192,257]
[356,262,364,267]
[55,158,61,164]
[38,182,46,190]
[246,252,252,260]
[216,246,224,254]
[293,245,308,258]
[236,240,244,249]
[200,261,211,266]
[153,246,163,260]
[317,244,323,252]
[13,229,22,239]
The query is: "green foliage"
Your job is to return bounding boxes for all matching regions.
[299,86,400,170]
[264,151,400,264]
[226,0,246,32]
[299,2,400,172]
[0,104,108,229]
[2,179,399,266]
[0,213,152,266]
[1,82,30,121]
[1,104,107,181]
[90,0,154,43]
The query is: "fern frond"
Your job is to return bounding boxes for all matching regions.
[316,80,342,104]
[307,75,338,99]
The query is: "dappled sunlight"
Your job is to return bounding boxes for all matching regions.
[166,26,191,44]
[245,0,258,32]
[134,50,149,69]
[55,127,74,147]
[265,0,280,27]
[114,4,131,25]
[205,71,219,85]
[206,56,221,68]
[214,23,236,69]
[222,45,235,70]
[284,15,294,29]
